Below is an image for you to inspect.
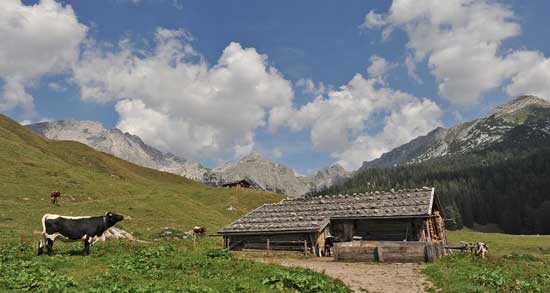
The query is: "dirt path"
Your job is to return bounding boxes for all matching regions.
[259,257,432,293]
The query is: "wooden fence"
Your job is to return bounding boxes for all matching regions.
[241,239,312,256]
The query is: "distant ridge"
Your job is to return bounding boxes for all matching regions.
[361,95,550,170]
[27,121,351,196]
[203,152,351,197]
[27,120,209,181]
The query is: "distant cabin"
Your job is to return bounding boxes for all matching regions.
[222,179,252,189]
[218,187,447,262]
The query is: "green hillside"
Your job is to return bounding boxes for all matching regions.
[0,114,284,240]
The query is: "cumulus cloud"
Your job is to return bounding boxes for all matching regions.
[506,57,550,100]
[335,99,442,170]
[362,0,550,105]
[296,78,326,97]
[73,28,294,161]
[0,0,87,114]
[274,74,443,170]
[405,54,422,84]
[271,148,283,160]
[367,55,397,80]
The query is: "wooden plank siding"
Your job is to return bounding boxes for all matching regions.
[335,241,446,263]
[224,233,317,253]
[331,218,427,242]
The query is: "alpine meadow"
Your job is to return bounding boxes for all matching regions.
[2,1,550,292]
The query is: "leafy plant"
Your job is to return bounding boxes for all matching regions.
[262,270,350,293]
[204,249,232,260]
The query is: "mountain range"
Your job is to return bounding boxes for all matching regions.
[360,95,550,170]
[28,95,547,197]
[203,152,350,196]
[27,121,350,196]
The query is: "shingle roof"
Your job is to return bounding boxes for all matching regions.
[219,187,435,234]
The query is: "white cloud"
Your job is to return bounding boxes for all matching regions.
[405,54,422,84]
[74,28,294,161]
[362,0,550,105]
[19,117,51,125]
[367,55,396,80]
[0,0,87,114]
[360,10,387,30]
[506,57,550,100]
[48,82,67,92]
[274,74,443,170]
[296,78,325,96]
[335,98,442,170]
[271,148,283,160]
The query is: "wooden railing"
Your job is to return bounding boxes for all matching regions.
[242,239,311,256]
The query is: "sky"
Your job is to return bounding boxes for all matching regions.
[2,0,550,174]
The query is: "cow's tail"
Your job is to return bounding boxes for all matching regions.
[41,214,51,233]
[38,214,50,256]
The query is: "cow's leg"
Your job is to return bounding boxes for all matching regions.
[46,238,55,256]
[37,238,43,256]
[83,237,91,256]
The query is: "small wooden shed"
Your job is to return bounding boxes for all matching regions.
[218,187,447,262]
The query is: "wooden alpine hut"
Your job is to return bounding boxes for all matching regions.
[218,187,447,262]
[222,179,252,189]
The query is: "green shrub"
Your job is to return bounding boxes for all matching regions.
[204,249,232,260]
[0,244,77,292]
[262,269,350,293]
[425,253,550,292]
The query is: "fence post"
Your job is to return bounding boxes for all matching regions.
[376,245,384,262]
[267,238,270,256]
[304,240,308,256]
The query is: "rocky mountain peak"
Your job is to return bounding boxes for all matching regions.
[27,120,209,181]
[361,95,550,170]
[241,151,266,162]
[310,164,351,192]
[30,120,104,139]
[490,95,549,117]
[316,164,347,175]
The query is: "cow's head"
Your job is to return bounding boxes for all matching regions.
[105,212,124,226]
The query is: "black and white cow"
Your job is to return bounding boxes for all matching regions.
[38,212,124,256]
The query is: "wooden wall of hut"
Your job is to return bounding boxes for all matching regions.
[331,218,426,242]
[334,241,446,263]
[224,233,316,252]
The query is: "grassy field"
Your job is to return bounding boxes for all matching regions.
[0,114,284,239]
[0,239,349,292]
[425,229,550,292]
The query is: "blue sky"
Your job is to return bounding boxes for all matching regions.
[2,0,550,174]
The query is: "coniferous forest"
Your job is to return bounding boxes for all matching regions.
[313,147,550,234]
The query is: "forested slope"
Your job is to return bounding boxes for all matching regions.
[315,147,550,234]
